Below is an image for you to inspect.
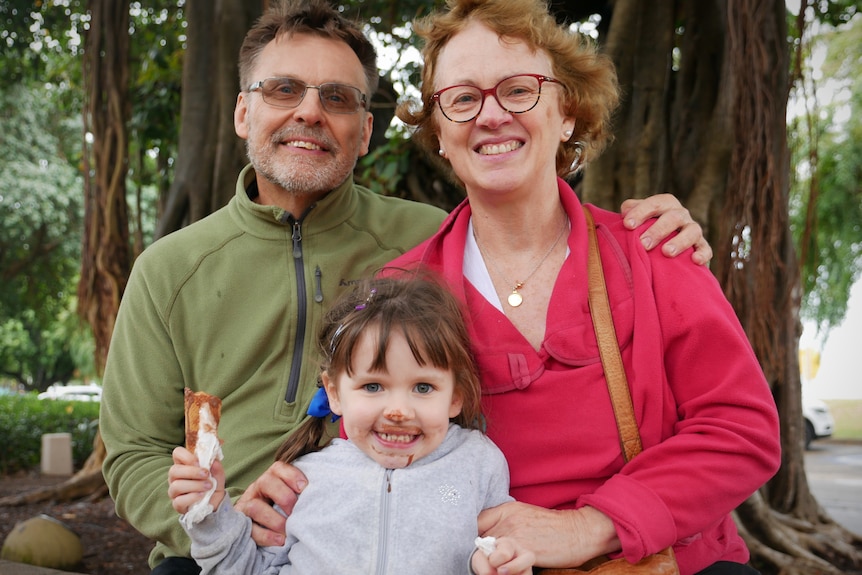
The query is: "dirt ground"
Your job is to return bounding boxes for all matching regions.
[0,470,151,575]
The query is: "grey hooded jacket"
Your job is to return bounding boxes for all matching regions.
[185,424,513,574]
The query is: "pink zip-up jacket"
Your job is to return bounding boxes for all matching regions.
[387,179,780,575]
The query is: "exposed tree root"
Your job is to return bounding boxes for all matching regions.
[738,496,862,574]
[0,469,106,507]
[0,431,108,507]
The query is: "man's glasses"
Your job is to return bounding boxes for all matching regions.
[248,77,368,114]
[431,73,562,123]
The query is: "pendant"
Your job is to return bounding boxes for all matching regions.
[507,290,523,307]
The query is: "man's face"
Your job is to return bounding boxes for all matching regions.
[234,33,373,200]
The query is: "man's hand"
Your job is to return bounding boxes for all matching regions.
[234,461,308,547]
[621,194,713,265]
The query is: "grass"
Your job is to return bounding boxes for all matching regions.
[823,399,862,440]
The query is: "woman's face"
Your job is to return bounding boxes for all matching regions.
[433,20,574,199]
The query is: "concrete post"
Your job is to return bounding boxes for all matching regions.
[40,433,73,476]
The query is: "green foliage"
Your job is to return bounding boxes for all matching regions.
[128,1,184,162]
[789,14,862,334]
[805,0,860,28]
[355,133,413,195]
[0,0,87,84]
[0,305,95,391]
[0,82,89,390]
[0,394,100,474]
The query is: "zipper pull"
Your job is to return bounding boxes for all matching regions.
[314,266,324,303]
[292,221,302,259]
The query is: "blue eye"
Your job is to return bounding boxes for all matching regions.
[326,94,344,103]
[414,383,433,394]
[363,383,381,393]
[263,78,304,103]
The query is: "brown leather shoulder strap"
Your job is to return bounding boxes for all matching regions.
[582,206,643,462]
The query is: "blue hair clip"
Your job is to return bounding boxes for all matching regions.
[307,386,340,422]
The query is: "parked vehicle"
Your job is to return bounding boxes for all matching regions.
[802,393,835,449]
[37,383,102,402]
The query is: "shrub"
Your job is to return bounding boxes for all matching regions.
[0,394,100,474]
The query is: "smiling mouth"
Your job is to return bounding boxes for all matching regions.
[376,431,419,444]
[375,429,422,445]
[284,140,323,151]
[477,141,523,155]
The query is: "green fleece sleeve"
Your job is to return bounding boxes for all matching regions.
[100,254,192,561]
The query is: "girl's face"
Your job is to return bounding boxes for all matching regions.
[323,327,463,469]
[433,20,574,200]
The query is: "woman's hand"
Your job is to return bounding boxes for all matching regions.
[167,446,225,514]
[471,536,536,575]
[477,502,619,569]
[234,461,308,547]
[621,194,713,265]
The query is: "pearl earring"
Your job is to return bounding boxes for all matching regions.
[564,129,573,139]
[438,149,446,157]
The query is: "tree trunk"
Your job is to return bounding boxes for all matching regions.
[155,0,261,239]
[583,0,862,572]
[38,0,133,508]
[78,0,132,370]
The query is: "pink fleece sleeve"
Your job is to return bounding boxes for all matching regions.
[577,217,780,565]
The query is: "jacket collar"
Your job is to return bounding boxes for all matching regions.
[231,163,359,238]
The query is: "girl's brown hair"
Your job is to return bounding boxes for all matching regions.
[396,0,620,181]
[275,272,483,464]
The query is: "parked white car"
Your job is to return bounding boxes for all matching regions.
[38,383,102,402]
[802,393,834,449]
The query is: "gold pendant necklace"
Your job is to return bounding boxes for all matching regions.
[475,212,568,308]
[507,284,525,307]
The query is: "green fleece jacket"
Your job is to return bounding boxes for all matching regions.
[100,165,446,567]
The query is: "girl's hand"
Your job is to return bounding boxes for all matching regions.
[167,446,225,514]
[471,536,535,575]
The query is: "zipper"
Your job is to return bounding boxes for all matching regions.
[314,265,324,303]
[284,215,308,403]
[375,469,394,574]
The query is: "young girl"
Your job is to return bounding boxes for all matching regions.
[169,275,534,575]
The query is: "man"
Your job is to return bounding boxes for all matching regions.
[100,1,711,573]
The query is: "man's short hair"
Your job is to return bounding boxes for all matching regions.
[238,0,379,98]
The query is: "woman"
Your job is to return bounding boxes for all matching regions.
[389,0,781,573]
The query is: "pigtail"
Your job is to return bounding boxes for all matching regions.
[274,383,340,464]
[273,414,330,465]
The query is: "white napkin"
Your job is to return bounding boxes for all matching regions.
[474,536,497,557]
[180,403,223,529]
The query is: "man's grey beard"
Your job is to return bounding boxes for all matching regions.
[245,132,355,197]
